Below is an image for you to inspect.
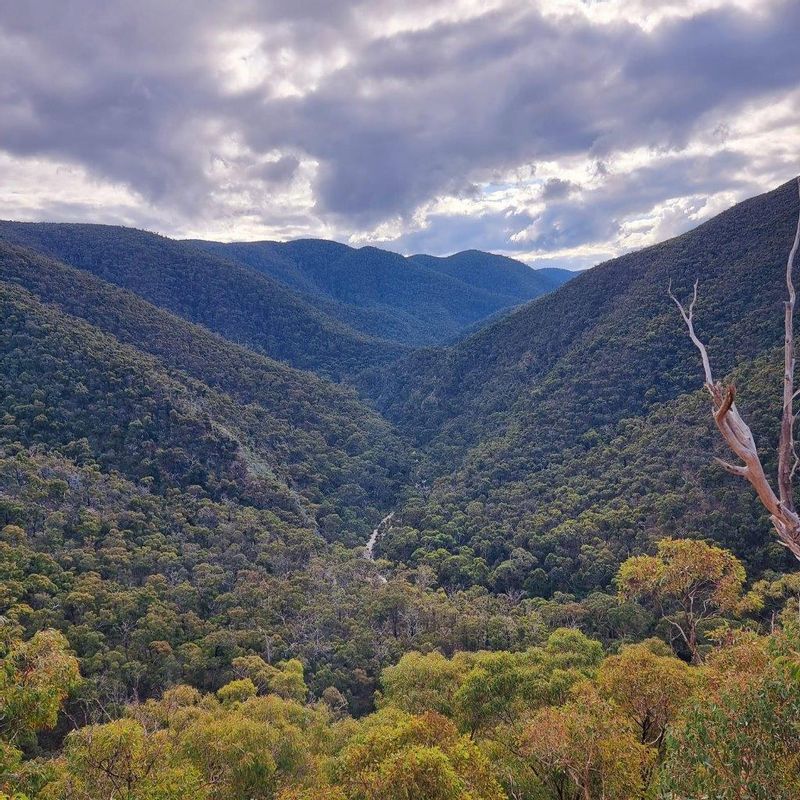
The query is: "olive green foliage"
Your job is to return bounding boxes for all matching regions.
[0,223,404,381]
[331,708,505,800]
[381,628,602,735]
[16,616,800,800]
[232,657,308,702]
[0,455,543,713]
[0,245,409,527]
[193,240,571,348]
[2,184,800,798]
[0,626,79,746]
[520,684,656,800]
[0,246,547,714]
[0,625,79,795]
[596,640,695,748]
[618,538,760,662]
[41,718,207,800]
[659,633,800,799]
[365,180,800,596]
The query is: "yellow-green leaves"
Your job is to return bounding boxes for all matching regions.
[0,627,80,745]
[43,719,207,800]
[596,642,696,747]
[521,684,655,800]
[618,538,752,662]
[231,656,308,703]
[333,710,504,800]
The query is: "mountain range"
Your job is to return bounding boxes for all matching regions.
[189,238,571,347]
[1,177,798,704]
[361,178,800,594]
[0,223,571,380]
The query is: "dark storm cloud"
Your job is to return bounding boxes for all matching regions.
[0,0,797,256]
[0,3,225,212]
[259,155,301,183]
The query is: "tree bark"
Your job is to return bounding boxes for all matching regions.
[669,176,800,562]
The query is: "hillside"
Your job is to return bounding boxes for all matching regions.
[5,183,797,607]
[191,238,572,345]
[0,230,574,714]
[0,239,410,534]
[0,222,405,381]
[0,240,436,703]
[363,179,800,594]
[4,183,798,611]
[408,250,572,299]
[4,3,798,794]
[0,256,540,710]
[2,182,800,795]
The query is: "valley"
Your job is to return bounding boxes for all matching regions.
[3,2,798,794]
[2,179,800,798]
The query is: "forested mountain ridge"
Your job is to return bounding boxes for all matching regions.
[408,250,571,299]
[364,179,800,595]
[1,239,499,709]
[4,182,798,609]
[190,238,572,346]
[0,222,406,381]
[0,229,573,716]
[3,181,800,800]
[365,180,800,448]
[0,239,410,536]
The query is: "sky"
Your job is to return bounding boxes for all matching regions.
[0,0,797,269]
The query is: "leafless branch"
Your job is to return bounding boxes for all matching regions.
[713,457,748,478]
[668,278,714,386]
[779,180,800,513]
[669,176,800,562]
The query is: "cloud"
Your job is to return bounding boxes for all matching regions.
[541,179,580,202]
[258,155,301,183]
[0,0,797,263]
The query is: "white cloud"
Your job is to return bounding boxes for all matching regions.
[0,0,797,265]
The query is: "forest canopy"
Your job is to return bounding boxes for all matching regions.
[1,180,800,797]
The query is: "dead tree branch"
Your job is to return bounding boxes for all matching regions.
[669,176,800,561]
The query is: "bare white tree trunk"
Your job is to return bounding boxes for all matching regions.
[669,176,800,562]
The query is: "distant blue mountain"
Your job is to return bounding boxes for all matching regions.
[0,222,404,381]
[190,238,574,346]
[0,220,573,380]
